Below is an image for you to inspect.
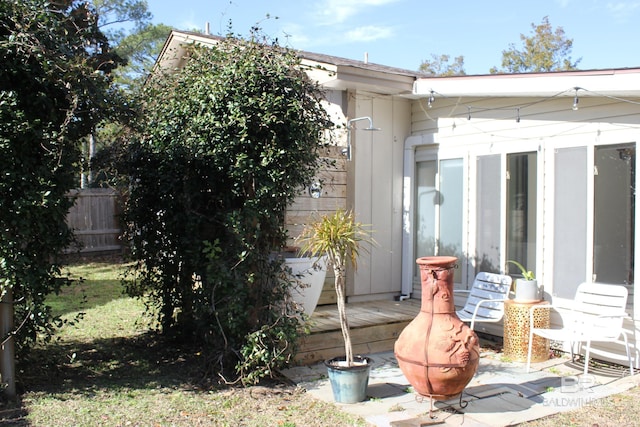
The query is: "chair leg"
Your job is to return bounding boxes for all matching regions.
[569,341,575,362]
[621,332,634,376]
[526,329,534,373]
[583,341,591,376]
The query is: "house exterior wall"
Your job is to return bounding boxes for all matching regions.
[284,89,412,305]
[347,91,412,301]
[284,89,347,306]
[408,94,640,366]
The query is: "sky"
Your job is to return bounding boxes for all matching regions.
[148,0,640,75]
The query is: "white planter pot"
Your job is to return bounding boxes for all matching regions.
[515,279,542,302]
[283,255,328,315]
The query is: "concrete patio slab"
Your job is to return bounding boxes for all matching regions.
[282,346,640,427]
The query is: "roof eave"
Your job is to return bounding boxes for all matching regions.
[154,30,417,96]
[412,68,640,99]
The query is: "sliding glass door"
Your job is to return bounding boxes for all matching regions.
[415,155,464,282]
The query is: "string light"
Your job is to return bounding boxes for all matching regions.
[427,90,435,108]
[423,86,640,122]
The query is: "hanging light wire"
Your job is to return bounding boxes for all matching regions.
[424,86,640,121]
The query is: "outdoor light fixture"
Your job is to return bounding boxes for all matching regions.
[572,87,580,111]
[343,116,380,161]
[427,90,435,108]
[308,181,322,198]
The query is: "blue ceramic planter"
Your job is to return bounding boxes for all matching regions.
[324,356,372,403]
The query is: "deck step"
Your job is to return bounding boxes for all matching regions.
[294,299,420,365]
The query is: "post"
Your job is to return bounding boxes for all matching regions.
[0,288,16,400]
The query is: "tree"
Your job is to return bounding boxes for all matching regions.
[92,0,170,91]
[81,1,169,187]
[297,210,374,367]
[419,54,466,76]
[93,0,152,43]
[111,23,172,91]
[491,16,581,74]
[0,0,123,397]
[120,32,334,382]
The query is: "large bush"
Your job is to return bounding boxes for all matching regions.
[0,0,122,362]
[122,33,333,382]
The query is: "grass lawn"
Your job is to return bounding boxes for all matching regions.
[13,256,366,427]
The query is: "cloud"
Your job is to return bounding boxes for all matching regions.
[345,25,395,42]
[315,0,402,24]
[606,1,640,19]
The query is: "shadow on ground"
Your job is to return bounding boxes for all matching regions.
[20,332,217,396]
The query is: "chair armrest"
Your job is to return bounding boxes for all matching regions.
[471,298,507,317]
[475,298,508,306]
[593,312,630,319]
[453,290,471,296]
[529,303,561,315]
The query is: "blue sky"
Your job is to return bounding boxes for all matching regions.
[148,0,640,74]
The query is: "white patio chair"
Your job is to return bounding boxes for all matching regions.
[526,282,634,375]
[455,272,513,330]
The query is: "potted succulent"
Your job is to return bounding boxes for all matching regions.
[507,260,542,301]
[297,209,374,403]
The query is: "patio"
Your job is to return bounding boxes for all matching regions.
[284,338,639,426]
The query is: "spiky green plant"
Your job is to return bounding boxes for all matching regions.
[507,260,535,280]
[297,209,374,366]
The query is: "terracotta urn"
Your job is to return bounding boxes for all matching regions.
[394,256,480,400]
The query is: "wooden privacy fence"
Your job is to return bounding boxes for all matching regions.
[65,188,123,254]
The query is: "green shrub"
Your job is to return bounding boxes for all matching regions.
[121,30,333,382]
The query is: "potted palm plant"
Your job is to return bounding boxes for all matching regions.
[297,209,374,403]
[507,260,542,301]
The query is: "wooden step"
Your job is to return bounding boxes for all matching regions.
[294,299,420,365]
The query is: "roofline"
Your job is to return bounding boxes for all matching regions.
[412,68,640,98]
[154,30,421,95]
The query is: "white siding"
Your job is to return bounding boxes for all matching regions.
[409,94,640,367]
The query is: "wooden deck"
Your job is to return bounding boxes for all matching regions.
[294,299,421,365]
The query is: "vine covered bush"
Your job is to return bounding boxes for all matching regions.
[122,32,334,382]
[0,0,122,367]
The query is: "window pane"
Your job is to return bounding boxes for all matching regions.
[415,160,437,260]
[476,155,501,274]
[439,158,464,282]
[594,144,635,288]
[553,147,588,298]
[506,152,537,277]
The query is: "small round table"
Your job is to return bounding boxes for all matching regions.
[503,299,550,363]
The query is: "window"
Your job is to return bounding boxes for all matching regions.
[553,143,635,300]
[593,144,635,287]
[553,147,588,298]
[415,157,464,283]
[475,155,501,274]
[506,152,537,278]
